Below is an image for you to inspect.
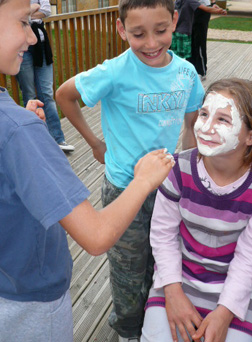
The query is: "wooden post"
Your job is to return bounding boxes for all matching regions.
[56,0,62,14]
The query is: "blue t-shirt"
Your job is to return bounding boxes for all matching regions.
[0,89,90,302]
[75,49,204,188]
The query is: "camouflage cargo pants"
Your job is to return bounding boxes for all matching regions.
[101,175,157,338]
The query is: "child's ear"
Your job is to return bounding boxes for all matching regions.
[172,10,178,32]
[246,130,252,146]
[116,18,127,41]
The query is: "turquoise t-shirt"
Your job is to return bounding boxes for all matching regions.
[75,49,204,189]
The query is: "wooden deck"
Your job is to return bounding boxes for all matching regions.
[61,41,252,342]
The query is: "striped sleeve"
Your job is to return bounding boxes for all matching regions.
[218,217,252,320]
[151,163,183,289]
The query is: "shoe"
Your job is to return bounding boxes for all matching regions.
[118,336,140,342]
[58,141,75,152]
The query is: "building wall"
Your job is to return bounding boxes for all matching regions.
[55,0,118,13]
[76,0,118,10]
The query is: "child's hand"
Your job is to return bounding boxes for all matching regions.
[134,149,175,193]
[212,5,227,15]
[30,3,40,16]
[26,100,46,122]
[164,283,203,342]
[192,305,234,342]
[92,140,107,164]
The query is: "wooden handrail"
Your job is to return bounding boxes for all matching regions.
[0,6,128,109]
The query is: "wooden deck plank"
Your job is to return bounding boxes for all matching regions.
[60,41,252,342]
[72,261,112,342]
[203,41,252,90]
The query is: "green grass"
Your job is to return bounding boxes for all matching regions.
[209,17,252,31]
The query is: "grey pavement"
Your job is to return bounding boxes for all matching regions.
[224,0,252,16]
[208,0,252,42]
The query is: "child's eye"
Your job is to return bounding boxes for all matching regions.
[218,117,232,124]
[21,16,32,27]
[22,21,29,27]
[157,29,166,34]
[199,111,208,118]
[133,33,143,38]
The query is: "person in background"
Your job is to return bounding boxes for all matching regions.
[16,0,74,152]
[171,0,226,60]
[141,78,252,342]
[55,0,205,340]
[0,0,174,340]
[188,0,220,81]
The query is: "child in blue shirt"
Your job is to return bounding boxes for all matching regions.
[0,0,174,340]
[56,0,205,340]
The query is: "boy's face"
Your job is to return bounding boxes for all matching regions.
[0,0,37,75]
[117,5,178,68]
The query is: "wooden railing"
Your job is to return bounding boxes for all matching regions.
[0,6,128,106]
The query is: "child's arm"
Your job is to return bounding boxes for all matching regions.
[198,3,227,15]
[182,110,198,150]
[193,218,252,342]
[56,77,106,164]
[30,3,41,16]
[151,191,202,342]
[192,305,233,342]
[30,0,51,20]
[60,149,174,255]
[164,283,203,342]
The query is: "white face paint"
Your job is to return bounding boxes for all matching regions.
[194,92,242,156]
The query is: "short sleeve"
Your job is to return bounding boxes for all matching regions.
[75,61,114,107]
[2,121,90,229]
[188,0,202,11]
[185,72,205,113]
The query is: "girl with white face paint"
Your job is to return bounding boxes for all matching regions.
[141,79,252,342]
[195,91,242,157]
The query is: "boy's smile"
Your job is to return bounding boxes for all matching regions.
[0,0,37,75]
[117,5,178,68]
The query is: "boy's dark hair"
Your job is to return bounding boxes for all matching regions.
[119,0,174,25]
[199,78,252,166]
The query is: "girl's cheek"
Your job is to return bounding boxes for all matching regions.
[194,118,204,134]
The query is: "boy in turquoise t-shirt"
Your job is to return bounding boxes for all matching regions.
[56,0,204,340]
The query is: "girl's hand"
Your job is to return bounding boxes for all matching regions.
[26,99,46,122]
[192,305,234,342]
[164,283,203,342]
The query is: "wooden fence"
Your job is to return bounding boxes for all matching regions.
[0,6,128,106]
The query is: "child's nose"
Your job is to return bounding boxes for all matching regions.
[201,118,214,133]
[145,35,158,49]
[27,27,37,46]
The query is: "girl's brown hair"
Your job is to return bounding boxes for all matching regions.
[200,78,252,166]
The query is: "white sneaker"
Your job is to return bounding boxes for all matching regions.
[58,141,75,152]
[118,336,140,342]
